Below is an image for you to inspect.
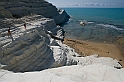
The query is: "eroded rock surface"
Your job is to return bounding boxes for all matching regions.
[0,15,76,72]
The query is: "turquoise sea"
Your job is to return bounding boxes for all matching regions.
[62,8,124,43]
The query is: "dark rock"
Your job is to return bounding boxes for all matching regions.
[0,0,70,25]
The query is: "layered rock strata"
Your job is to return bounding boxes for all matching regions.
[0,15,76,72]
[0,0,70,25]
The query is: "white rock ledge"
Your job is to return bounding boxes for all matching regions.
[0,64,124,82]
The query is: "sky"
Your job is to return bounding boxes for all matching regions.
[46,0,124,8]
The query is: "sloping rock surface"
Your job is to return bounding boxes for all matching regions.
[0,64,124,82]
[0,15,76,72]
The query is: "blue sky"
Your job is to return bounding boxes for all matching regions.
[46,0,124,8]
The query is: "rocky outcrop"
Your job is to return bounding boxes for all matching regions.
[1,32,54,72]
[0,0,70,25]
[0,15,76,72]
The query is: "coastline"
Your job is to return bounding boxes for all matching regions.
[1,1,124,82]
[64,38,124,67]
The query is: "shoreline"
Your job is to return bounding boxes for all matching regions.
[64,38,124,67]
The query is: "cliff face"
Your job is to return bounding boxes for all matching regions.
[0,0,70,25]
[0,15,77,72]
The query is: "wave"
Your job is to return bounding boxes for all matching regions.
[97,24,124,31]
[88,22,94,24]
[78,20,94,24]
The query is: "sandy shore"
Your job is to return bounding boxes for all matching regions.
[64,38,124,67]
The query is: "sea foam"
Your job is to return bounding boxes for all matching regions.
[97,24,124,31]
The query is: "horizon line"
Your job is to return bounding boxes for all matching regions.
[58,7,124,8]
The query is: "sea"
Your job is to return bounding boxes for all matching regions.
[62,8,124,43]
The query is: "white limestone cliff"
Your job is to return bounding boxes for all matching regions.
[0,1,124,81]
[0,15,77,72]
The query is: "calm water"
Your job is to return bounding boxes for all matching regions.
[62,8,124,43]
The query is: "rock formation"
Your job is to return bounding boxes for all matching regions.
[0,0,70,25]
[0,15,77,72]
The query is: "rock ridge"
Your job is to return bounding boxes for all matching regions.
[0,15,76,72]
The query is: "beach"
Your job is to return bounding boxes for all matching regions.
[64,38,124,67]
[62,8,124,68]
